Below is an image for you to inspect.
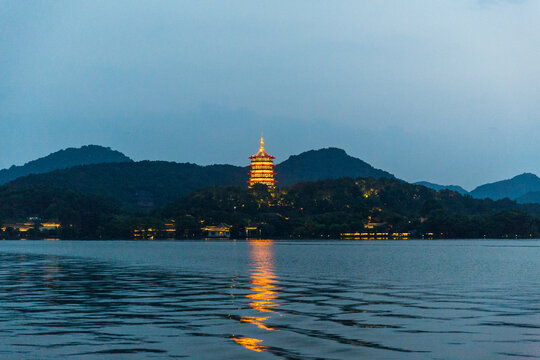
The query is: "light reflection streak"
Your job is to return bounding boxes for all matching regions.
[233,239,280,352]
[232,337,268,352]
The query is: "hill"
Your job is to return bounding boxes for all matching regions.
[10,161,247,211]
[517,191,540,205]
[414,181,469,195]
[276,148,395,186]
[0,145,132,185]
[470,173,540,200]
[4,177,540,240]
[0,184,122,239]
[7,147,395,211]
[162,178,540,239]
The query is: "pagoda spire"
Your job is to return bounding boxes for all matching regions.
[260,133,264,151]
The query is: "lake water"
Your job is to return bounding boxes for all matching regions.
[0,240,539,359]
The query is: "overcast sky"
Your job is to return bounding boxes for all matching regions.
[1,0,539,189]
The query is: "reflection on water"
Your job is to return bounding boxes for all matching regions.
[246,240,279,314]
[231,337,269,352]
[0,240,539,359]
[235,240,279,351]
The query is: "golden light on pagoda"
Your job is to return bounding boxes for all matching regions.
[248,135,277,188]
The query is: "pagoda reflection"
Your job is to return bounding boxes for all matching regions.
[233,239,280,352]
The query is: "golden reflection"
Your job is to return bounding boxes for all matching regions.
[233,239,279,352]
[239,316,275,331]
[245,239,280,315]
[232,337,268,352]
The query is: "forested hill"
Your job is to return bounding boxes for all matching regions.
[276,148,394,186]
[7,148,395,211]
[3,176,540,239]
[0,145,132,185]
[0,184,121,228]
[163,177,540,239]
[10,161,247,211]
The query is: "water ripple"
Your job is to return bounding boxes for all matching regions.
[0,240,539,359]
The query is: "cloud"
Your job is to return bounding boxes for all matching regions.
[1,1,540,189]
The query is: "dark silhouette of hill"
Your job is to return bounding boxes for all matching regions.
[4,176,540,239]
[517,191,540,205]
[276,148,395,186]
[414,181,469,195]
[6,147,395,211]
[0,145,132,185]
[161,177,540,239]
[10,161,247,211]
[0,184,120,223]
[470,173,540,200]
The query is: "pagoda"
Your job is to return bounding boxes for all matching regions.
[248,136,277,188]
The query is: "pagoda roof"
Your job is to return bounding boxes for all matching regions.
[249,149,275,159]
[249,136,275,159]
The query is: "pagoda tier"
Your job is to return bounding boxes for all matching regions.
[248,136,277,188]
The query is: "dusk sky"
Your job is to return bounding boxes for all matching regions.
[1,1,539,189]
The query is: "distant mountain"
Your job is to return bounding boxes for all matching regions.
[6,147,395,211]
[0,145,132,185]
[470,173,540,200]
[414,181,469,195]
[516,191,540,205]
[9,161,247,211]
[276,148,395,186]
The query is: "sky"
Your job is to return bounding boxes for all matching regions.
[1,0,539,190]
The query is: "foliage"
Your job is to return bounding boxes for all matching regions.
[162,178,540,239]
[275,147,394,186]
[3,177,540,239]
[8,147,396,212]
[11,162,247,212]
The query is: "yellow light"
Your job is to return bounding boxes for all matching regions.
[233,240,279,352]
[248,135,276,188]
[239,316,276,331]
[232,338,268,352]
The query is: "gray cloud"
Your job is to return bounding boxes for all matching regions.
[1,0,539,189]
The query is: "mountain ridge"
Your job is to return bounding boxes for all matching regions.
[275,147,395,186]
[7,147,394,211]
[0,145,132,185]
[7,144,540,207]
[470,173,540,200]
[414,181,469,195]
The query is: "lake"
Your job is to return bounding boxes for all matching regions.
[0,240,539,359]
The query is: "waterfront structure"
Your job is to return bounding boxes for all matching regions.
[1,219,61,233]
[202,224,231,239]
[245,226,260,238]
[248,136,277,188]
[133,220,176,240]
[1,222,35,233]
[40,223,62,231]
[340,232,411,240]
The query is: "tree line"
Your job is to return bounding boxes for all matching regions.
[2,178,540,239]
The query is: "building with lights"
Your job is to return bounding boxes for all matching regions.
[248,136,277,188]
[202,224,231,239]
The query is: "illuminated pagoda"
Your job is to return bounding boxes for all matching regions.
[248,135,277,188]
